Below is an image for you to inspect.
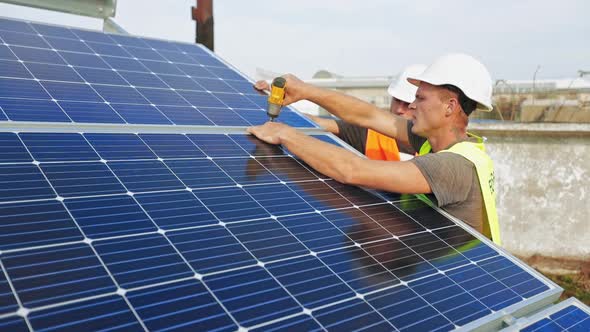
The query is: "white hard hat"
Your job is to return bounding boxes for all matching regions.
[387,64,427,103]
[407,53,493,112]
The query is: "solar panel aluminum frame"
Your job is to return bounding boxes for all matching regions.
[499,297,590,331]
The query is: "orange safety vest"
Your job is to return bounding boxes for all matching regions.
[364,129,401,161]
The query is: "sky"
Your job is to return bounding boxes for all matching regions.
[0,0,588,81]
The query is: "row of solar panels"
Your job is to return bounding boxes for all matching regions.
[0,17,315,128]
[0,15,582,332]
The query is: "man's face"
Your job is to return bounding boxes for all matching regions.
[408,82,448,137]
[389,97,412,119]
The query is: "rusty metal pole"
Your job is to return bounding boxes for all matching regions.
[191,0,214,52]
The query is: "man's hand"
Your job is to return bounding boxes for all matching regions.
[253,74,309,106]
[247,122,295,145]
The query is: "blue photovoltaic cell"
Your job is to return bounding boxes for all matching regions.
[187,134,249,157]
[65,195,157,238]
[109,103,173,124]
[197,107,250,126]
[1,266,19,315]
[134,190,218,229]
[214,157,280,185]
[91,84,149,104]
[193,186,270,222]
[313,298,394,331]
[178,90,226,108]
[245,183,315,216]
[107,160,185,192]
[117,70,168,88]
[0,18,35,33]
[0,59,32,78]
[44,36,93,53]
[19,132,99,161]
[251,314,322,332]
[366,285,455,331]
[93,234,193,288]
[164,159,235,188]
[9,45,65,64]
[0,132,32,163]
[29,295,143,332]
[287,181,353,210]
[26,62,84,82]
[58,101,126,123]
[137,87,190,106]
[67,66,128,85]
[87,41,131,57]
[0,316,27,332]
[58,51,110,69]
[0,44,16,60]
[124,46,165,61]
[2,243,116,307]
[278,213,353,252]
[205,266,302,328]
[0,98,71,122]
[43,81,103,102]
[73,29,115,44]
[227,218,309,261]
[40,162,126,197]
[177,63,215,77]
[156,105,215,125]
[266,255,355,308]
[84,133,156,160]
[168,226,257,274]
[31,22,77,39]
[158,73,204,90]
[0,164,55,202]
[141,59,184,75]
[102,55,148,72]
[127,279,237,332]
[139,133,205,159]
[159,50,195,63]
[0,200,83,251]
[0,30,49,48]
[0,77,51,99]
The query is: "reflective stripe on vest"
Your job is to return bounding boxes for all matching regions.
[439,139,501,245]
[364,129,401,161]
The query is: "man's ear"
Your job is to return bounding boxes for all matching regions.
[446,97,459,116]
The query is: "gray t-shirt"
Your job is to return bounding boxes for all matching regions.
[406,121,485,233]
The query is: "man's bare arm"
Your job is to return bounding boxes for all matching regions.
[247,123,430,194]
[254,75,410,147]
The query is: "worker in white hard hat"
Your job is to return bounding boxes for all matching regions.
[304,64,427,161]
[250,53,500,245]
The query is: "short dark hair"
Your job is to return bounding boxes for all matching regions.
[440,84,477,115]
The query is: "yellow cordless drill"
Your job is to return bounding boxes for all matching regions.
[267,77,287,122]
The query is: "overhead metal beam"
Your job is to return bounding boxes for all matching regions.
[0,0,117,19]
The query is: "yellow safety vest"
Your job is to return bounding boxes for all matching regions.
[416,136,501,245]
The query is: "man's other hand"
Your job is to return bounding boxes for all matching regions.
[247,122,295,145]
[252,74,309,106]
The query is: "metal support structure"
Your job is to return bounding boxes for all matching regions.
[103,17,128,34]
[191,0,214,51]
[0,0,117,18]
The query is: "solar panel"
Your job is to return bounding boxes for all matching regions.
[502,298,590,332]
[0,16,565,332]
[0,17,317,129]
